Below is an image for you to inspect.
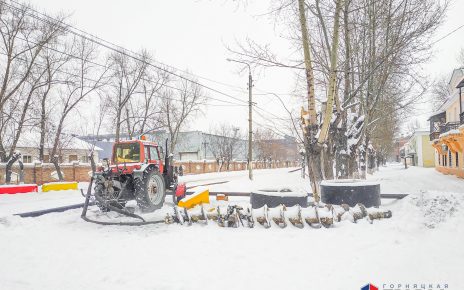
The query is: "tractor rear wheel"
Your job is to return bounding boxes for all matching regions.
[135,168,166,212]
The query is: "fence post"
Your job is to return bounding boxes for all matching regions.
[38,163,43,185]
[33,163,37,184]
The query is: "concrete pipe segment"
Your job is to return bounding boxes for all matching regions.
[320,180,381,207]
[250,188,308,209]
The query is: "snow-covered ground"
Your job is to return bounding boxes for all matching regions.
[1,164,463,290]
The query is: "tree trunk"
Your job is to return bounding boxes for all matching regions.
[322,135,334,180]
[305,146,323,201]
[359,137,368,179]
[39,93,47,162]
[89,151,96,174]
[50,113,66,181]
[125,105,132,139]
[347,150,359,179]
[335,0,351,180]
[298,0,323,201]
[115,109,122,141]
[367,145,376,174]
[334,126,349,179]
[52,155,64,181]
[317,0,344,144]
[5,152,21,184]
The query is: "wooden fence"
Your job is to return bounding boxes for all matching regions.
[0,163,91,185]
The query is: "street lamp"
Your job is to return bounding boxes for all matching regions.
[227,58,253,180]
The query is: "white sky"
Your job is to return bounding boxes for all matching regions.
[26,0,464,135]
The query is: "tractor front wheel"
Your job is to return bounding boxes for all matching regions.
[135,168,166,212]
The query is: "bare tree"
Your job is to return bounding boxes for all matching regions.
[254,128,278,162]
[431,74,452,110]
[0,2,64,182]
[228,0,447,188]
[160,77,206,153]
[34,44,72,162]
[207,124,242,171]
[124,67,169,136]
[48,36,108,180]
[106,49,149,141]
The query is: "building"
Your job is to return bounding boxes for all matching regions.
[80,131,248,161]
[391,135,409,162]
[81,131,299,162]
[402,129,435,167]
[428,68,464,178]
[14,134,101,164]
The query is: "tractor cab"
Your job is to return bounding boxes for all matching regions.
[110,140,164,174]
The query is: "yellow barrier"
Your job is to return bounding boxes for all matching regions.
[178,187,210,209]
[42,182,79,192]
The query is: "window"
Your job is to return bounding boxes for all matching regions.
[448,150,452,167]
[81,155,89,163]
[22,155,32,163]
[113,142,140,163]
[69,155,78,162]
[150,146,160,160]
[144,146,149,162]
[456,152,459,168]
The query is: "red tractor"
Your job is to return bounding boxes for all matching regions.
[93,138,181,212]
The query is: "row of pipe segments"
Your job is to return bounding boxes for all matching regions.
[165,203,392,228]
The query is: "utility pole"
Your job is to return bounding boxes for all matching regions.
[227,58,253,180]
[247,68,253,180]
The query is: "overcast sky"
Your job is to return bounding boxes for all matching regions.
[26,0,464,134]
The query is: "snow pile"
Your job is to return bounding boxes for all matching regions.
[408,191,462,229]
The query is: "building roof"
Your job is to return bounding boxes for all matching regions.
[456,75,464,89]
[16,132,102,151]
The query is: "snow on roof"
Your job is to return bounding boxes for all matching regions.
[63,138,103,151]
[16,132,102,151]
[439,129,460,138]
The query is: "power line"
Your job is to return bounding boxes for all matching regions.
[1,31,246,107]
[430,23,464,45]
[2,0,249,105]
[0,50,245,108]
[7,0,252,94]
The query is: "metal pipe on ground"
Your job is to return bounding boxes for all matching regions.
[15,202,95,218]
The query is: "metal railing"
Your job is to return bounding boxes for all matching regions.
[429,131,440,141]
[440,121,461,134]
[430,121,461,141]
